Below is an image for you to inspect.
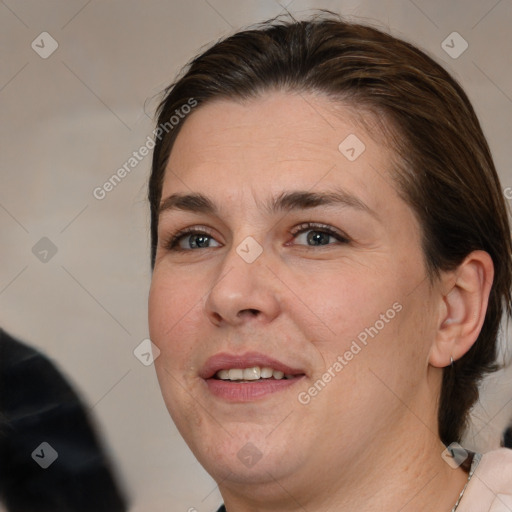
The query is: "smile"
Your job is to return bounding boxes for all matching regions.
[201,352,306,401]
[215,367,296,381]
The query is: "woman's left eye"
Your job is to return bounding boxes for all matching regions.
[291,224,350,246]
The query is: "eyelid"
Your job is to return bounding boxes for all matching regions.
[163,225,221,251]
[288,222,351,244]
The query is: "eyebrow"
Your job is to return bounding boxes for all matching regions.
[159,189,376,217]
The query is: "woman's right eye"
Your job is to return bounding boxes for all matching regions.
[166,230,222,251]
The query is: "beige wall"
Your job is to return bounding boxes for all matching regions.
[1,1,511,510]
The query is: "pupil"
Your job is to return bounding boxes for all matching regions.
[191,235,209,248]
[307,231,329,245]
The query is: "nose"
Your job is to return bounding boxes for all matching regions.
[204,242,281,327]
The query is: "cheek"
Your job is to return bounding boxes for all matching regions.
[300,265,397,342]
[148,267,206,355]
[295,258,425,383]
[149,270,206,417]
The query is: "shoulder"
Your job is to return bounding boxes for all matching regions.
[459,448,512,512]
[476,448,512,484]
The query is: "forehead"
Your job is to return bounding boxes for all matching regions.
[162,91,399,215]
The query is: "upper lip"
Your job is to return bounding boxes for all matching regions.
[200,351,306,379]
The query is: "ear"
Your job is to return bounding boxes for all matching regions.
[429,250,494,368]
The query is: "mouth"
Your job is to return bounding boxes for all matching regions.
[200,352,306,402]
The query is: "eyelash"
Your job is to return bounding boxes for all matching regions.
[288,222,350,246]
[164,222,350,252]
[164,226,216,251]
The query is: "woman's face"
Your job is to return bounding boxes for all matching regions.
[148,91,441,494]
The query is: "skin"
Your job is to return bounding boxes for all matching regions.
[148,91,493,511]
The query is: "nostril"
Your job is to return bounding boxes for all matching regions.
[237,308,260,317]
[503,425,512,449]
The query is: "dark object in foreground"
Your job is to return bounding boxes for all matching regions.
[0,328,127,512]
[503,425,512,449]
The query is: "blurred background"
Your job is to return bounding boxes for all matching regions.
[1,1,511,510]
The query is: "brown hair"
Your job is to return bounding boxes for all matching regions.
[149,12,512,445]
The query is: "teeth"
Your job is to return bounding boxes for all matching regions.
[260,367,273,378]
[228,369,244,380]
[217,370,229,380]
[243,367,261,380]
[215,366,293,381]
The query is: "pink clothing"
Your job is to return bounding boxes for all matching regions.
[458,449,512,512]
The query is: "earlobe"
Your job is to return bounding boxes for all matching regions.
[429,250,494,368]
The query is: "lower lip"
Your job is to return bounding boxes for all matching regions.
[205,377,304,402]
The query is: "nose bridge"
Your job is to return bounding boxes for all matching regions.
[205,236,279,325]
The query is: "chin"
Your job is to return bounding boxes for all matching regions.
[183,423,306,486]
[201,448,301,487]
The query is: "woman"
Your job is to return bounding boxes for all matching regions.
[147,13,512,511]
